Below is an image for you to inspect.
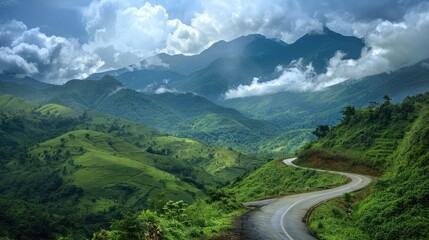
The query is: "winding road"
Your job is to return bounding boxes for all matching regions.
[241,157,372,240]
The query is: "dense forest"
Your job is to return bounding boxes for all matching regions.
[297,93,429,239]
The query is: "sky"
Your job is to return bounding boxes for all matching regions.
[0,0,429,85]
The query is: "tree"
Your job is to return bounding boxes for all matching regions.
[342,105,356,123]
[379,95,393,125]
[383,95,392,105]
[161,200,188,221]
[312,125,330,139]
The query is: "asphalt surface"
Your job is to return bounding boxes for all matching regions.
[241,157,372,240]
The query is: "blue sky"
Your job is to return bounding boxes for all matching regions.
[1,0,428,83]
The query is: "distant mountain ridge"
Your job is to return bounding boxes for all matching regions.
[88,27,365,100]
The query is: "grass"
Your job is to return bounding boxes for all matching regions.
[0,94,39,112]
[36,103,77,117]
[227,159,348,202]
[258,129,314,156]
[30,130,203,212]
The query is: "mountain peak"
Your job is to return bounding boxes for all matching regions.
[303,26,356,40]
[99,75,123,85]
[63,75,123,91]
[293,26,363,48]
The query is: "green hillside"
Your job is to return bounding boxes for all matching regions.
[298,93,429,239]
[0,94,39,112]
[228,159,347,202]
[30,129,202,207]
[0,76,278,153]
[0,95,263,239]
[37,103,77,117]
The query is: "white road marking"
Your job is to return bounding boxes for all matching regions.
[279,158,366,240]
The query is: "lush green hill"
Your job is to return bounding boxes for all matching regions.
[227,159,347,202]
[0,95,263,239]
[29,129,202,204]
[297,93,429,239]
[0,76,278,153]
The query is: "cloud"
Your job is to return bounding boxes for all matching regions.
[224,60,319,99]
[83,1,179,70]
[154,86,177,94]
[225,2,429,99]
[320,3,429,80]
[164,0,323,54]
[129,55,169,71]
[0,20,104,83]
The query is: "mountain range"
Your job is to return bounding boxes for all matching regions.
[2,27,429,156]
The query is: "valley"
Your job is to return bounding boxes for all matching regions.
[0,17,428,240]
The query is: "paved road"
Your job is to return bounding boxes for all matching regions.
[241,157,372,240]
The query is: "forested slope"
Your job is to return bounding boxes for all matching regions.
[298,93,429,239]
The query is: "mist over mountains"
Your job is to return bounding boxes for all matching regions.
[2,27,429,156]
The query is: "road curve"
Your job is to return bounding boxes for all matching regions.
[241,157,372,240]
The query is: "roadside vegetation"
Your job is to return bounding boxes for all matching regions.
[227,159,347,202]
[301,93,429,239]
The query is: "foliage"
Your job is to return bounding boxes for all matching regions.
[92,197,244,240]
[312,125,331,139]
[0,95,263,239]
[227,159,347,202]
[304,93,429,239]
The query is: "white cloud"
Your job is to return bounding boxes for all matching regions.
[165,0,323,54]
[320,3,429,81]
[129,55,169,71]
[154,86,177,94]
[225,60,319,99]
[83,1,178,69]
[0,20,104,83]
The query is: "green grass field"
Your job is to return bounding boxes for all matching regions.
[228,159,348,202]
[30,130,203,212]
